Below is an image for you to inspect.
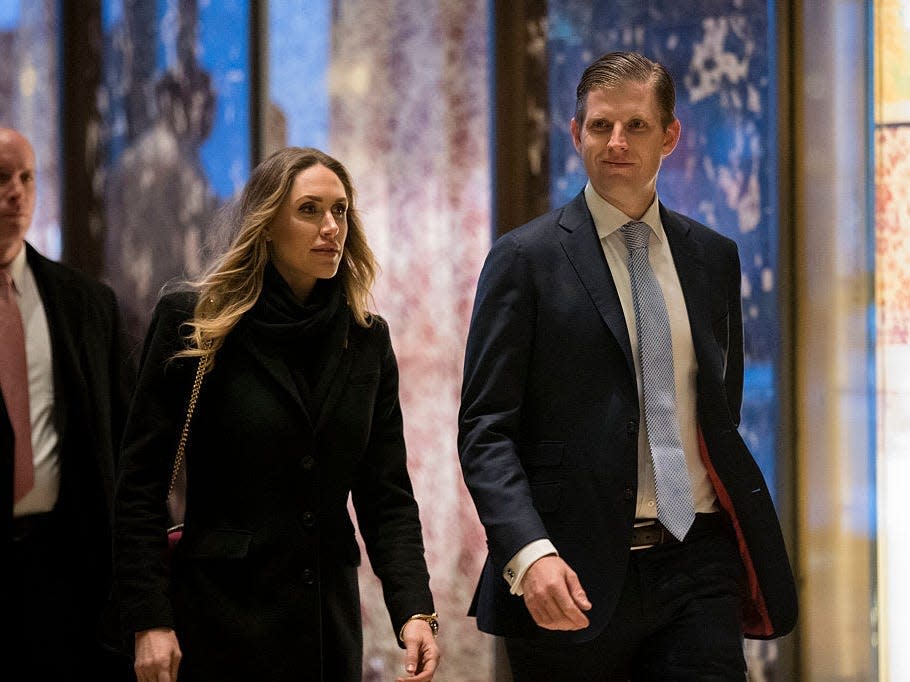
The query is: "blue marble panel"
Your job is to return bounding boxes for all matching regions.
[103,0,250,200]
[268,0,331,150]
[190,0,250,199]
[100,0,250,337]
[548,0,780,498]
[0,3,21,29]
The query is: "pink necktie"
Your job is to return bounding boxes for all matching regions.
[0,270,34,502]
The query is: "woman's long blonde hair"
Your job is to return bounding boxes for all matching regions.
[175,147,376,367]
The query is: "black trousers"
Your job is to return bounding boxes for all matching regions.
[505,513,748,681]
[4,512,132,682]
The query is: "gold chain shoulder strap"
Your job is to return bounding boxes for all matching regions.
[168,353,209,495]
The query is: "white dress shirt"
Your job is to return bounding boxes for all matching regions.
[503,185,717,595]
[5,244,60,516]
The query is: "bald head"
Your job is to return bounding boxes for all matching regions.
[0,127,36,266]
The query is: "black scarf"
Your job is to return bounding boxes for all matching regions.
[244,262,349,416]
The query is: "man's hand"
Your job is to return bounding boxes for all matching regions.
[521,555,592,630]
[396,619,440,681]
[134,627,182,682]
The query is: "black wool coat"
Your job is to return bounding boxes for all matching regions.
[114,292,434,681]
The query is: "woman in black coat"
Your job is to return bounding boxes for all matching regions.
[114,147,439,682]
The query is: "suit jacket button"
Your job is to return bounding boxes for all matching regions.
[301,455,316,471]
[302,568,317,585]
[302,511,317,527]
[623,487,634,501]
[627,419,638,436]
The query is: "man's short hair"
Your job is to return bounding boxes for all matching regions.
[574,51,676,129]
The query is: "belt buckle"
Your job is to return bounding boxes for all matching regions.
[630,519,662,551]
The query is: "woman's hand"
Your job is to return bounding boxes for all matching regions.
[396,619,440,682]
[134,627,182,682]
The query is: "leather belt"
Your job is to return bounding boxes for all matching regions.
[630,519,677,551]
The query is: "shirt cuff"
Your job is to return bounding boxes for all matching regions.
[503,539,559,596]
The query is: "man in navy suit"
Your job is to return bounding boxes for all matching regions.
[0,127,133,679]
[458,52,797,679]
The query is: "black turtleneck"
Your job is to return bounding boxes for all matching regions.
[243,262,350,415]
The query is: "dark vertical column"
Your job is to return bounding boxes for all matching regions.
[492,0,549,237]
[775,0,799,679]
[60,0,104,276]
[489,5,550,679]
[249,0,265,167]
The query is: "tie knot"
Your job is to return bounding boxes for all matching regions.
[620,221,651,252]
[0,271,18,305]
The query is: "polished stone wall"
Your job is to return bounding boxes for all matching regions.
[100,0,250,340]
[327,2,493,678]
[875,0,910,676]
[0,1,61,260]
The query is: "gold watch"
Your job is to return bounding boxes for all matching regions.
[398,612,439,642]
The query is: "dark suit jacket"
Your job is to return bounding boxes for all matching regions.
[114,292,434,681]
[1,243,133,621]
[458,192,798,643]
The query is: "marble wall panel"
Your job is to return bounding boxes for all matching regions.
[876,3,910,675]
[100,0,250,341]
[875,123,910,680]
[327,3,493,678]
[0,1,61,260]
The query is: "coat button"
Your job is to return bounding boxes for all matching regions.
[302,511,317,528]
[623,487,634,501]
[627,419,638,436]
[302,568,317,585]
[301,455,316,471]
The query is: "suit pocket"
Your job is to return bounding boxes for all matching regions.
[530,481,563,513]
[523,441,565,467]
[524,442,565,513]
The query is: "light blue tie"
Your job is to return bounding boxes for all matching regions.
[621,220,696,541]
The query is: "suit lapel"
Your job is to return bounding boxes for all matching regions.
[25,245,75,440]
[557,193,635,377]
[313,316,353,434]
[660,205,718,375]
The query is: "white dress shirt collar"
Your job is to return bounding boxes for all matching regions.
[3,241,27,291]
[583,182,665,244]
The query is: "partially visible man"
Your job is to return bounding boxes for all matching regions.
[458,52,797,679]
[0,127,134,679]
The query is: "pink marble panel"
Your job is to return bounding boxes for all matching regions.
[876,124,910,679]
[329,2,493,679]
[877,126,910,345]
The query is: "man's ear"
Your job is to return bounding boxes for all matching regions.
[662,118,681,156]
[570,117,582,153]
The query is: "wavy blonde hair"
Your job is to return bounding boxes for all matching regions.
[175,147,376,367]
